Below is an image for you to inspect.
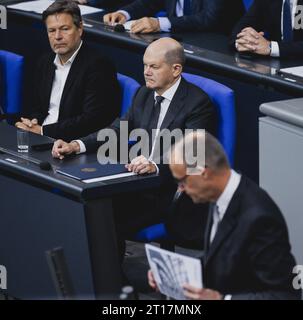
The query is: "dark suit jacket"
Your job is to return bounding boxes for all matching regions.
[200,175,300,299]
[98,77,216,234]
[122,0,245,34]
[81,77,217,176]
[231,0,303,58]
[89,0,134,10]
[28,44,121,141]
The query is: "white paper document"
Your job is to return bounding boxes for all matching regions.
[8,0,103,15]
[123,20,134,31]
[278,66,303,78]
[82,171,136,183]
[145,244,202,300]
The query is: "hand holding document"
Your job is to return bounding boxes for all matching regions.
[145,244,202,300]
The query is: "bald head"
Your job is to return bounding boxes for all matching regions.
[145,37,185,66]
[143,38,185,95]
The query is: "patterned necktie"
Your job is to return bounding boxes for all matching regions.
[183,0,192,16]
[209,204,220,244]
[283,0,293,41]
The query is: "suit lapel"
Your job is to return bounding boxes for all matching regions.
[203,204,213,255]
[140,91,155,129]
[271,0,283,39]
[167,0,177,16]
[58,45,84,117]
[43,58,56,114]
[160,78,187,130]
[204,181,243,267]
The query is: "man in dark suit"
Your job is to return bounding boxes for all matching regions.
[103,0,245,34]
[76,0,134,11]
[51,37,216,238]
[15,0,120,141]
[231,0,303,58]
[149,131,301,300]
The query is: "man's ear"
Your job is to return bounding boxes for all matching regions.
[78,21,84,36]
[173,63,182,77]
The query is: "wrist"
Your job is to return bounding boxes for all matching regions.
[71,141,80,153]
[267,41,272,55]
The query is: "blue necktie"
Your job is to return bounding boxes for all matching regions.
[283,0,293,41]
[183,0,192,16]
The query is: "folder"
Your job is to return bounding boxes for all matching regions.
[56,162,135,183]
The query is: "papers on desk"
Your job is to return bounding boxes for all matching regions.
[8,0,103,15]
[145,244,202,300]
[123,20,134,31]
[277,66,303,80]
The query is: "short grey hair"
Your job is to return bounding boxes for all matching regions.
[171,131,229,172]
[164,45,186,66]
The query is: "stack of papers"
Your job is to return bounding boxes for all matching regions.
[8,0,103,15]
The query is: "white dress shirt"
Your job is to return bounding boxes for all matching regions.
[41,41,83,134]
[271,0,297,57]
[76,77,182,167]
[210,169,241,243]
[119,0,188,32]
[209,169,241,300]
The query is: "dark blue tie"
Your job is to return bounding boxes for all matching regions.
[183,0,192,16]
[283,0,293,41]
[149,95,164,130]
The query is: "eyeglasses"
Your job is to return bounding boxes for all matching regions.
[174,165,208,187]
[174,175,189,187]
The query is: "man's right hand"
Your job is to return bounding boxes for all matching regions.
[52,140,80,159]
[103,12,127,25]
[147,270,159,292]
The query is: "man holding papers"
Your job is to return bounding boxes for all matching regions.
[148,131,300,300]
[15,0,120,140]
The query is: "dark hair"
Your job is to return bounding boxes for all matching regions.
[42,0,82,28]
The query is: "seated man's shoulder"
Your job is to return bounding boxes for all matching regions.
[182,78,212,101]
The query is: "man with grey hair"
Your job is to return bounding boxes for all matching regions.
[52,37,216,258]
[149,131,300,300]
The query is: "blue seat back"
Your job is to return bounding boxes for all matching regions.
[117,73,140,116]
[0,50,24,115]
[243,0,253,11]
[135,75,236,242]
[182,73,236,166]
[155,11,167,17]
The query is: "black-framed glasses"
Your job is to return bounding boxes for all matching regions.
[173,165,208,186]
[174,175,189,187]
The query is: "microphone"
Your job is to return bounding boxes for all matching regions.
[0,146,52,171]
[114,24,125,32]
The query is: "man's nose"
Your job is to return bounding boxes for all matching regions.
[144,66,151,75]
[55,29,62,39]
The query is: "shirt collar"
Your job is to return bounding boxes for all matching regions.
[53,40,83,68]
[215,169,241,220]
[154,76,181,102]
